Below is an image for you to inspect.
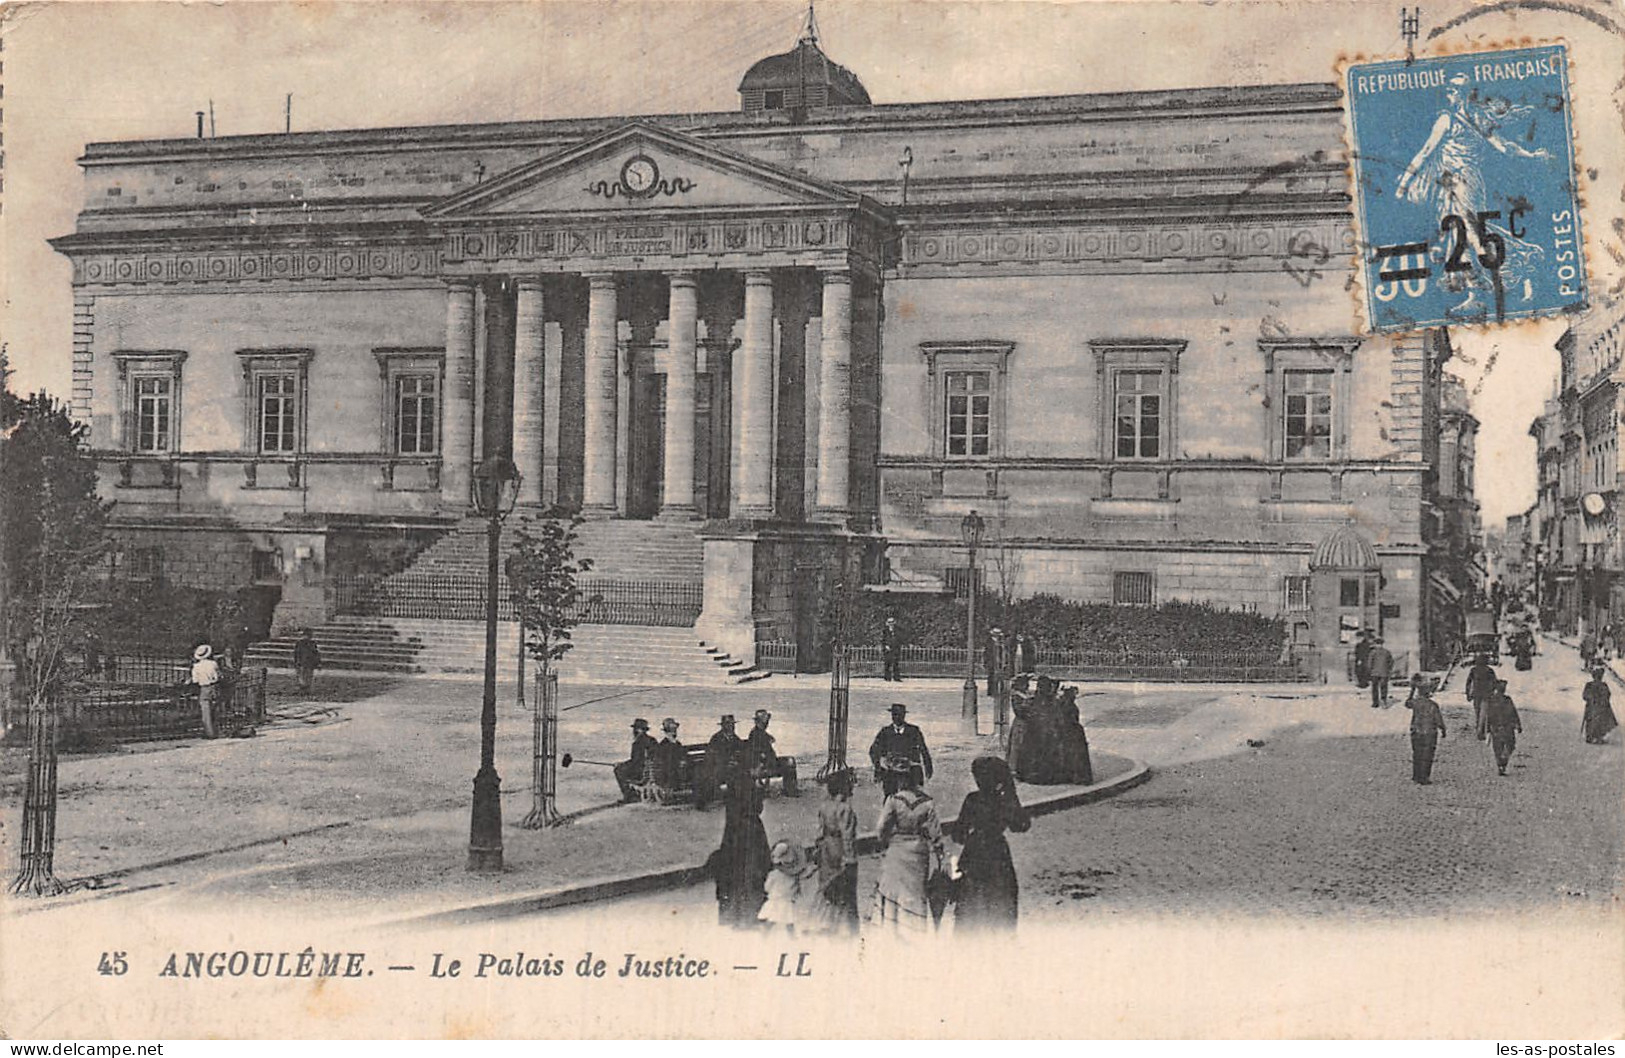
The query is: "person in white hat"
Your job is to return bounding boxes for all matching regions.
[190,644,222,739]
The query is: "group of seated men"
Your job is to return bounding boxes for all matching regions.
[613,709,798,805]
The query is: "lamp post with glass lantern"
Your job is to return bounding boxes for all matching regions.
[961,509,984,735]
[468,455,520,872]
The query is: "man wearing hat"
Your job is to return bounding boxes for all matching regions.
[1366,635,1394,709]
[614,718,659,803]
[869,703,933,796]
[1403,673,1446,785]
[696,714,744,809]
[746,709,799,796]
[652,718,687,793]
[881,616,905,682]
[190,643,223,739]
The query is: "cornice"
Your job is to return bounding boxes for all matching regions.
[76,82,1344,167]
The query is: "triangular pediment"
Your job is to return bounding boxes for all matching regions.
[424,122,862,218]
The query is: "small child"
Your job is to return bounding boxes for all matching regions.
[760,839,813,933]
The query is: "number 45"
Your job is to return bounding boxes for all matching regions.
[1443,211,1507,272]
[97,951,129,976]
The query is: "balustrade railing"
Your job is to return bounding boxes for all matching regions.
[836,644,1315,682]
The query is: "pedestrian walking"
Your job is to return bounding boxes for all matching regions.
[759,840,815,934]
[1580,628,1597,672]
[709,774,771,928]
[1353,630,1372,689]
[1485,679,1522,776]
[292,630,321,695]
[810,768,860,933]
[1366,636,1393,708]
[1404,674,1446,785]
[881,616,904,682]
[869,703,933,797]
[951,756,1031,931]
[871,764,944,935]
[190,644,222,739]
[1465,653,1498,740]
[1582,666,1619,744]
[1013,632,1038,676]
[985,627,1006,697]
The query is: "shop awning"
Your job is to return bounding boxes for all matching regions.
[1429,571,1464,603]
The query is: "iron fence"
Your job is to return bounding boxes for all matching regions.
[756,639,800,673]
[841,643,1316,683]
[58,667,267,745]
[86,654,192,686]
[329,573,703,627]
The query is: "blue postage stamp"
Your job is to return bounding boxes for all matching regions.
[1345,44,1585,332]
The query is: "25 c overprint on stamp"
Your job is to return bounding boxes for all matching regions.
[1346,44,1586,332]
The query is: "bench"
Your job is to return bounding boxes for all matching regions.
[631,745,799,806]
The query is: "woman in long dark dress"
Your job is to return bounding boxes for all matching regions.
[1055,686,1094,785]
[952,756,1031,930]
[1583,667,1619,744]
[710,768,771,927]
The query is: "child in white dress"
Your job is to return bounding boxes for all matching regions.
[759,840,813,933]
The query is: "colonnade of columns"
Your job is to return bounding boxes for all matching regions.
[440,266,859,524]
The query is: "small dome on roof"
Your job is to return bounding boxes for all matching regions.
[1310,525,1381,572]
[739,38,871,112]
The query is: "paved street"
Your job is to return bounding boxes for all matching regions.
[531,636,1622,927]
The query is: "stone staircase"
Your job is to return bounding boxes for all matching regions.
[248,616,769,684]
[390,516,704,589]
[247,516,768,684]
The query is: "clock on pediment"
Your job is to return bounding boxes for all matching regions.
[585,153,696,200]
[620,155,660,198]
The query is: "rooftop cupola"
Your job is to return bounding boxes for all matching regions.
[739,5,871,114]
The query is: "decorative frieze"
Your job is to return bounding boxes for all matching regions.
[900,217,1356,273]
[442,213,866,268]
[68,243,442,288]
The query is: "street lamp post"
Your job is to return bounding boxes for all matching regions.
[468,455,520,873]
[961,509,984,735]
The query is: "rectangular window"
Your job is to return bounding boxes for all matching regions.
[1340,578,1361,607]
[944,370,991,458]
[252,549,282,581]
[395,374,438,455]
[133,376,173,453]
[1114,370,1163,459]
[1283,575,1312,613]
[1284,370,1333,460]
[943,566,984,598]
[258,373,299,453]
[1113,571,1154,607]
[124,547,163,583]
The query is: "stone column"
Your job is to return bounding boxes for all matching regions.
[661,272,700,519]
[582,273,619,516]
[732,270,775,519]
[513,277,546,506]
[816,269,852,519]
[441,278,479,508]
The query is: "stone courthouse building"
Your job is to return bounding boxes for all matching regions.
[52,23,1463,673]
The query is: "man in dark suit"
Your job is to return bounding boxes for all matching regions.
[746,708,798,796]
[696,714,744,809]
[614,718,658,803]
[881,616,904,682]
[868,702,933,796]
[1465,653,1498,741]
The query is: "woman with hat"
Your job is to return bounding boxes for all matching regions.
[709,768,771,928]
[190,644,222,739]
[952,756,1031,930]
[872,757,944,934]
[1582,667,1618,745]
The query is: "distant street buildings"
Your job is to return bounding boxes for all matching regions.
[1528,312,1625,636]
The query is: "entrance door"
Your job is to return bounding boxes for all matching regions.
[627,372,665,519]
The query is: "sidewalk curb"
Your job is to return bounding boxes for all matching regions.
[384,759,1153,931]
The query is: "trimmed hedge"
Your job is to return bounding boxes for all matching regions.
[844,591,1284,656]
[102,582,281,655]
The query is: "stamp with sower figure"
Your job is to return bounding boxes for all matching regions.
[1346,44,1585,332]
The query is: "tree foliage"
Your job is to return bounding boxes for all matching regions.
[504,511,592,671]
[2,364,113,706]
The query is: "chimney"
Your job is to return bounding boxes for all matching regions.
[196,111,205,139]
